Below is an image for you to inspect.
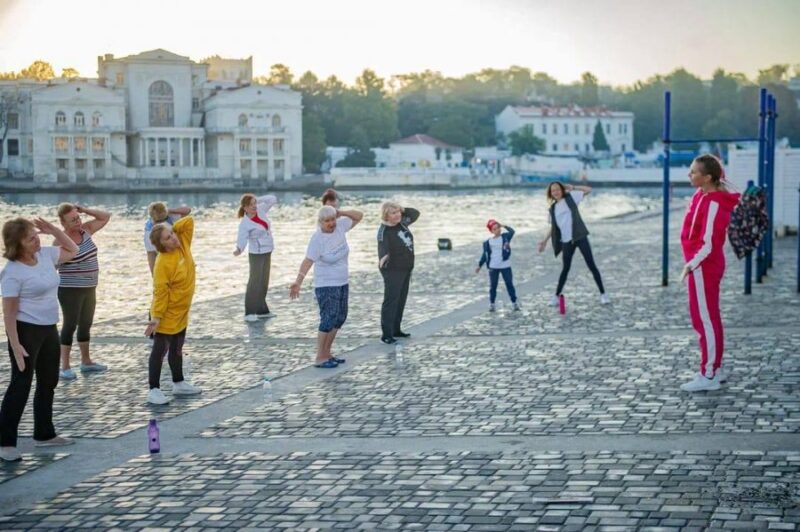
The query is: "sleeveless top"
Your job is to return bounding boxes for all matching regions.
[58,230,99,288]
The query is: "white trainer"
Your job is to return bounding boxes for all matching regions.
[600,293,611,305]
[244,314,259,322]
[0,446,21,462]
[172,381,202,396]
[148,388,170,405]
[548,295,559,307]
[257,312,277,319]
[489,303,496,312]
[680,373,721,392]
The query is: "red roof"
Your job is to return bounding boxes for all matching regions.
[512,105,632,118]
[391,134,462,149]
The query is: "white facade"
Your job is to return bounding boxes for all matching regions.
[386,134,464,168]
[0,49,302,182]
[495,105,634,156]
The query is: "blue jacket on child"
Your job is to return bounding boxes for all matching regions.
[477,225,515,269]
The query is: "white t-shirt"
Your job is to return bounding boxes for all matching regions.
[553,190,584,243]
[144,215,178,253]
[306,216,354,288]
[0,247,61,325]
[488,236,510,269]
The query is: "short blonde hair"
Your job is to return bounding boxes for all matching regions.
[381,201,402,221]
[317,205,336,223]
[149,223,171,253]
[57,202,76,220]
[148,202,168,223]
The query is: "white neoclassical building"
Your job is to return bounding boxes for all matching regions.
[495,105,634,156]
[0,49,302,183]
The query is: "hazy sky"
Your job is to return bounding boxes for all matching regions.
[1,0,798,86]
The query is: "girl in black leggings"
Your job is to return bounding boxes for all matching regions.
[538,182,609,306]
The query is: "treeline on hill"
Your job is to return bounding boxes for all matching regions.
[4,61,799,172]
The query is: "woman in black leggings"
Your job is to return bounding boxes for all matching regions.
[538,182,609,306]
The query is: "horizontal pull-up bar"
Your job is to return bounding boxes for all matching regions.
[665,137,760,144]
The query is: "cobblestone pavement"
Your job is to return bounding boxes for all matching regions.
[1,451,798,530]
[1,209,799,530]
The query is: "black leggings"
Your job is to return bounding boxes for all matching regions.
[556,237,605,296]
[148,329,186,389]
[245,252,271,315]
[381,269,412,338]
[58,286,96,346]
[0,321,60,446]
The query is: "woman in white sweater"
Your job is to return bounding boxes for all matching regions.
[233,193,278,322]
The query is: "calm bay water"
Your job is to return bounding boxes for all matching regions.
[0,188,673,321]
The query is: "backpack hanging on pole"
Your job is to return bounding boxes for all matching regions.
[728,184,768,259]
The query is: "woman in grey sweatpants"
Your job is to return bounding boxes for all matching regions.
[234,193,278,321]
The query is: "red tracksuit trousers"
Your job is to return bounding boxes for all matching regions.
[686,263,724,378]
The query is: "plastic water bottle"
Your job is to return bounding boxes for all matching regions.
[263,376,273,402]
[394,342,405,368]
[148,419,160,454]
[559,294,566,315]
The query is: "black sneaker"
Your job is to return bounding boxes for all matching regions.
[394,331,411,338]
[380,336,397,345]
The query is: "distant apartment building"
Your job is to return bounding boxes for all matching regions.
[0,49,302,182]
[495,105,634,156]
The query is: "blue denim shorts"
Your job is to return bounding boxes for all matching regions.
[315,284,349,332]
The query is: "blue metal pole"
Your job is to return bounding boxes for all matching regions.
[745,180,754,295]
[662,91,671,287]
[756,88,767,283]
[766,95,777,270]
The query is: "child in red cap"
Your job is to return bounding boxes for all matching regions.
[475,220,519,312]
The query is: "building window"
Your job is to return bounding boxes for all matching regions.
[563,143,569,151]
[574,124,579,134]
[74,112,85,127]
[92,137,105,152]
[148,81,174,127]
[75,159,86,170]
[239,139,251,154]
[273,139,284,155]
[116,72,124,85]
[574,143,580,151]
[542,123,547,135]
[55,111,66,127]
[606,123,611,134]
[7,113,18,130]
[618,124,623,134]
[192,97,200,111]
[238,114,248,127]
[92,112,102,127]
[74,137,87,152]
[55,137,69,152]
[562,123,568,134]
[622,143,626,152]
[7,139,19,156]
[271,114,281,128]
[552,144,557,152]
[585,143,590,152]
[57,159,68,170]
[585,124,590,134]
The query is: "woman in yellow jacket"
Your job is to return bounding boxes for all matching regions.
[144,216,202,405]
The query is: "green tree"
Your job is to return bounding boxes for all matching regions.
[19,60,55,80]
[302,110,326,173]
[261,64,293,85]
[60,67,80,79]
[508,125,546,156]
[757,64,789,85]
[592,120,610,151]
[579,72,600,107]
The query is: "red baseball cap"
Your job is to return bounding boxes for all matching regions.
[486,219,499,231]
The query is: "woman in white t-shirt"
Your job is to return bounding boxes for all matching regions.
[234,193,278,322]
[538,182,609,306]
[289,205,363,368]
[0,217,79,462]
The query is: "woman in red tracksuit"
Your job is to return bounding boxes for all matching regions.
[679,154,740,392]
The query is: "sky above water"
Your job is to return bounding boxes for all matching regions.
[0,0,798,86]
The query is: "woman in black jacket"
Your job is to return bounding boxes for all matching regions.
[377,201,420,344]
[538,182,609,306]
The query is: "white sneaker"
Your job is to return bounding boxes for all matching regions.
[548,295,559,307]
[172,381,202,396]
[257,312,276,319]
[489,303,496,312]
[244,314,259,322]
[600,293,611,305]
[718,366,731,383]
[680,373,721,392]
[0,447,21,462]
[148,388,170,405]
[59,368,77,380]
[512,302,521,311]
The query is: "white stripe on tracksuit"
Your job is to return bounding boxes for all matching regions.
[689,199,719,377]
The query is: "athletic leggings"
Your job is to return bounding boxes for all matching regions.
[58,286,96,346]
[381,269,412,338]
[148,329,186,389]
[0,321,60,446]
[245,252,271,315]
[555,237,605,296]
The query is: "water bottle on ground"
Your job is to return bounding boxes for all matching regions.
[559,294,566,315]
[394,342,405,368]
[263,376,273,402]
[148,419,160,454]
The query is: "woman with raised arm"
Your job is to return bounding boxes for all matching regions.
[1,217,79,462]
[55,203,112,380]
[234,194,278,322]
[290,206,363,368]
